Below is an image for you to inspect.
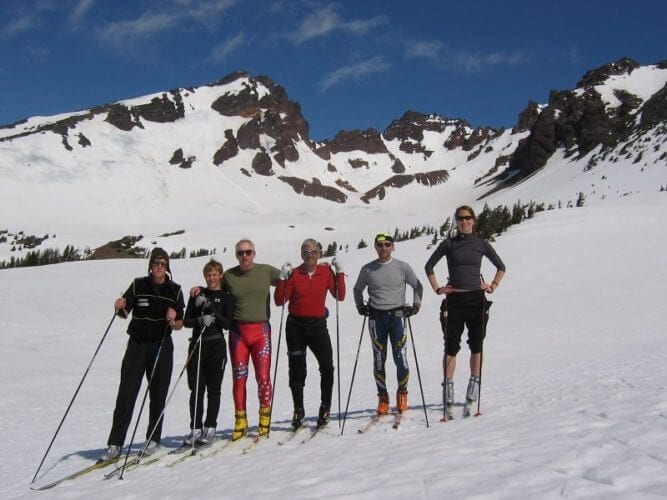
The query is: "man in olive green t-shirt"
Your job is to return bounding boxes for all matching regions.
[223,239,280,440]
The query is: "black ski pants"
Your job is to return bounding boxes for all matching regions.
[285,315,334,411]
[107,336,173,447]
[187,335,227,429]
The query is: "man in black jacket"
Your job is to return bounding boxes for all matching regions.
[101,247,185,461]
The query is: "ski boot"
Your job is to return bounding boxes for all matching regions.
[463,375,480,418]
[184,428,202,446]
[258,406,271,437]
[443,378,454,420]
[100,444,121,462]
[377,392,390,415]
[396,388,408,413]
[201,426,216,444]
[291,408,305,430]
[232,410,248,441]
[317,405,330,427]
[143,440,160,456]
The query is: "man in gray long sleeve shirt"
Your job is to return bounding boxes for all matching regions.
[353,232,423,415]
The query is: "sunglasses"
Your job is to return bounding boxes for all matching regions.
[302,249,320,256]
[236,249,254,257]
[152,260,168,268]
[375,241,393,248]
[456,215,474,221]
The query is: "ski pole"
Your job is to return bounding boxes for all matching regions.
[268,279,288,436]
[406,317,429,427]
[334,270,342,427]
[190,329,204,455]
[441,298,449,423]
[118,325,170,480]
[476,295,490,417]
[340,315,366,436]
[31,311,117,484]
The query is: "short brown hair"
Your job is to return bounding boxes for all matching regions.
[203,258,223,275]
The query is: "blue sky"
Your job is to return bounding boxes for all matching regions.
[1,0,665,141]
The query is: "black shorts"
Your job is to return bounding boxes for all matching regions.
[440,290,491,355]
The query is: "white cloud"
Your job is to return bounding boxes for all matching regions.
[288,4,388,44]
[209,32,246,62]
[0,1,55,39]
[95,0,236,50]
[455,50,528,73]
[318,56,390,92]
[70,0,95,27]
[404,40,446,64]
[405,39,529,74]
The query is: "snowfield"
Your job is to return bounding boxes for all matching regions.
[1,193,666,499]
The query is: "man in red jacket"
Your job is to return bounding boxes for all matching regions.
[274,238,346,429]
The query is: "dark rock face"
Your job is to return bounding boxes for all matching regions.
[213,130,239,165]
[391,158,406,173]
[278,176,348,203]
[169,148,195,168]
[237,117,262,149]
[384,111,426,142]
[415,170,449,186]
[514,101,541,133]
[443,122,472,149]
[77,133,91,147]
[349,158,369,169]
[105,92,185,131]
[252,151,274,176]
[444,123,500,151]
[508,58,654,179]
[361,174,416,203]
[135,92,185,123]
[105,104,141,131]
[640,83,667,127]
[210,74,308,168]
[335,178,357,192]
[327,129,387,154]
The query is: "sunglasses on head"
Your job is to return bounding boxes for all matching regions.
[456,215,474,221]
[236,249,254,257]
[302,249,320,256]
[152,259,168,268]
[376,241,392,248]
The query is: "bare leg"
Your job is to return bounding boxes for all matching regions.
[470,352,482,377]
[444,354,456,379]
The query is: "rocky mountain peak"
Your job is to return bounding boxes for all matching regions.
[576,57,640,88]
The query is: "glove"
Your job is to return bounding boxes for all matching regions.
[279,262,292,280]
[331,256,343,274]
[403,305,420,317]
[194,294,210,310]
[198,314,215,328]
[356,304,369,316]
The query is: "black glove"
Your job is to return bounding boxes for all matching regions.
[403,305,420,317]
[357,304,369,316]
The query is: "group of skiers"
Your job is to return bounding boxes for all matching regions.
[100,204,506,461]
